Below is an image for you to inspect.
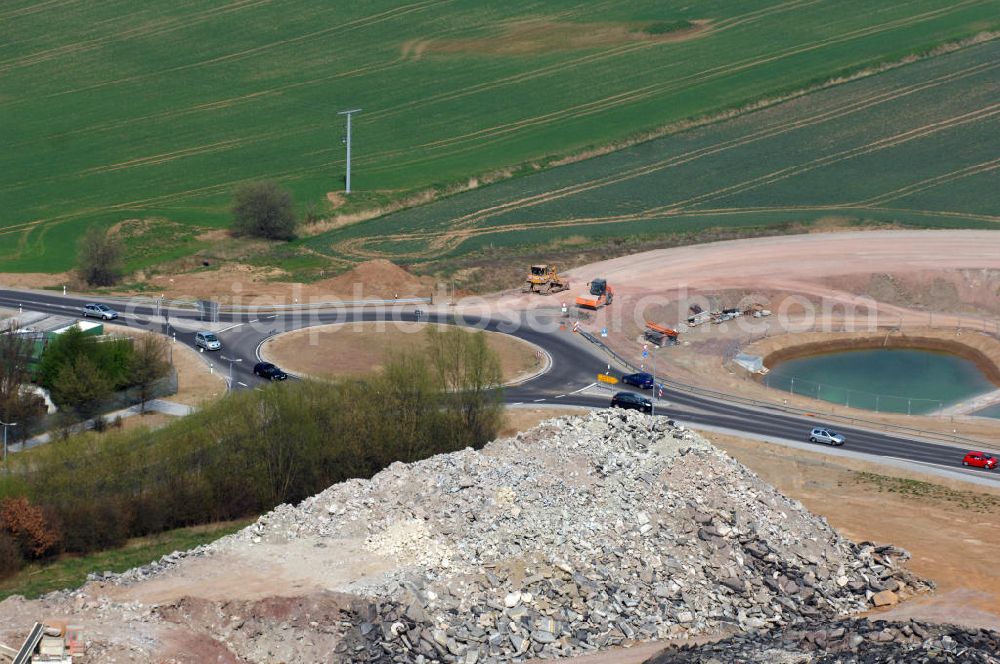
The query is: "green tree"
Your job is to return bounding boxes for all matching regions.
[52,355,112,419]
[37,327,93,391]
[77,226,124,287]
[129,334,171,411]
[231,181,297,240]
[39,328,134,393]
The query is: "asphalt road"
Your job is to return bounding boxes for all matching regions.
[3,289,998,483]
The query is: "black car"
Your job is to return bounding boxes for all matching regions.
[622,372,654,389]
[610,391,653,413]
[254,362,288,381]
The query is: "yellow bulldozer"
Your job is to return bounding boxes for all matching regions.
[522,264,570,295]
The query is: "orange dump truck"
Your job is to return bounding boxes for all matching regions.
[575,279,614,309]
[645,321,680,346]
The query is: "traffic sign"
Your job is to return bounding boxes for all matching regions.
[642,349,648,358]
[561,302,567,313]
[600,327,608,337]
[597,374,619,384]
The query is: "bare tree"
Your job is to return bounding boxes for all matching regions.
[0,321,45,441]
[77,226,124,287]
[129,334,171,412]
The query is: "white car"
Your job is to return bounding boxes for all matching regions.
[195,331,221,351]
[82,303,118,320]
[809,427,845,446]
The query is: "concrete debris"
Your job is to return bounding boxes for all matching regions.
[19,410,987,662]
[645,617,1000,663]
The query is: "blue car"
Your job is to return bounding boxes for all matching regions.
[622,372,654,389]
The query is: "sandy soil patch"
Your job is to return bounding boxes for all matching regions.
[113,329,225,407]
[143,259,434,303]
[423,19,709,56]
[703,431,1000,631]
[0,272,72,290]
[115,411,173,433]
[262,322,543,384]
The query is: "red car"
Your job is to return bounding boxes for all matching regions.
[962,451,998,470]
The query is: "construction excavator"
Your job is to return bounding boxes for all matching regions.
[575,278,614,309]
[522,264,570,295]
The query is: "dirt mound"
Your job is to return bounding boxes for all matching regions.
[314,259,434,299]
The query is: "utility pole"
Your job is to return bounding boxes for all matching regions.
[220,355,242,383]
[338,108,362,194]
[0,420,16,461]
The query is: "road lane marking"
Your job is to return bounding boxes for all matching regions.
[237,382,248,387]
[569,383,597,395]
[533,398,545,402]
[555,394,566,398]
[218,322,244,333]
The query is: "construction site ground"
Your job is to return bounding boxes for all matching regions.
[469,230,1000,441]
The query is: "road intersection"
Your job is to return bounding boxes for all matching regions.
[3,288,998,486]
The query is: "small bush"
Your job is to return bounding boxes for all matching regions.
[231,181,297,240]
[77,226,124,287]
[0,497,61,559]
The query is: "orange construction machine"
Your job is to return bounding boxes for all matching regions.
[575,279,614,309]
[645,321,679,346]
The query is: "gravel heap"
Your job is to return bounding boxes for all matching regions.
[194,410,930,663]
[645,617,1000,663]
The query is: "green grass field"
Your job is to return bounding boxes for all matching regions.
[307,38,1000,267]
[2,0,998,272]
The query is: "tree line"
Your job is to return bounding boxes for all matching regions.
[0,326,504,577]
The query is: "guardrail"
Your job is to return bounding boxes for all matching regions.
[579,330,992,449]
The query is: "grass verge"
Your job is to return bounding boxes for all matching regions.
[0,519,251,600]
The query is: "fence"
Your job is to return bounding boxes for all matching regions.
[19,369,179,442]
[763,371,945,416]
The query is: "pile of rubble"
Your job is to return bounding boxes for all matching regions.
[646,617,1000,663]
[189,410,931,662]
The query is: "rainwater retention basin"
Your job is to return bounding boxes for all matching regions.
[765,347,997,415]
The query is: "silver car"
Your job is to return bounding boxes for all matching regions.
[82,303,118,320]
[195,330,221,351]
[809,427,845,446]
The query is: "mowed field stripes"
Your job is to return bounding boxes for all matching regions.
[310,38,1000,263]
[1,0,998,271]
